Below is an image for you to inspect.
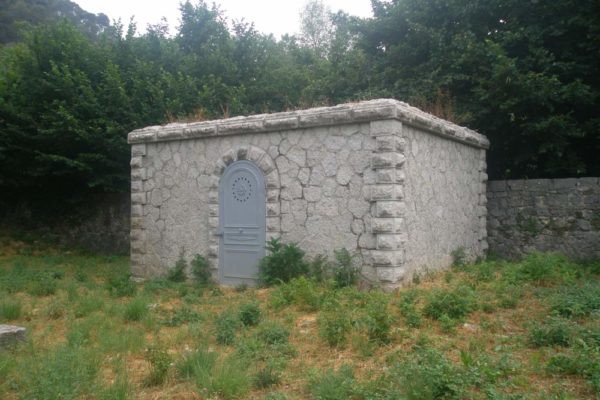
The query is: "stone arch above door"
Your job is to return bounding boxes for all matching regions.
[207,146,281,276]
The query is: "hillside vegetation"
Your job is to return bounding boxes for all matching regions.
[1,0,599,208]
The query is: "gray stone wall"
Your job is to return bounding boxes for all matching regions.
[403,124,487,279]
[129,99,489,287]
[0,193,130,254]
[487,178,600,260]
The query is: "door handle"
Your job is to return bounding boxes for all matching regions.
[214,231,224,237]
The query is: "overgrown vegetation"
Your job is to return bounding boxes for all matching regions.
[1,0,598,212]
[1,238,599,398]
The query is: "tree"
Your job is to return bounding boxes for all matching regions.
[299,0,334,58]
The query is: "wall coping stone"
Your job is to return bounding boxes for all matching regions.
[128,99,489,149]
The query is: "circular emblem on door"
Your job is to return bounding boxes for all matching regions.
[232,176,252,202]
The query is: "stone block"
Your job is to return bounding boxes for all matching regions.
[375,266,405,283]
[375,136,398,152]
[267,203,280,216]
[157,128,184,141]
[131,168,146,181]
[131,192,147,205]
[267,189,280,202]
[266,217,280,232]
[264,116,299,130]
[298,109,350,127]
[377,234,405,250]
[371,153,405,169]
[0,325,26,348]
[376,169,404,184]
[218,118,265,135]
[131,180,143,193]
[184,123,217,138]
[131,205,143,217]
[371,218,403,233]
[371,250,402,267]
[130,156,143,168]
[370,119,402,136]
[374,201,405,218]
[352,103,397,121]
[488,180,506,192]
[371,184,403,201]
[130,217,144,230]
[131,144,147,157]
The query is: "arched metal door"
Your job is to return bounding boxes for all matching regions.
[218,160,266,285]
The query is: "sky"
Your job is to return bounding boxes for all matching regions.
[74,0,374,38]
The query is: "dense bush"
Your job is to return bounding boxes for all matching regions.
[423,286,478,321]
[191,254,212,285]
[259,238,309,285]
[318,306,352,348]
[239,302,261,327]
[308,364,355,400]
[528,316,578,348]
[167,256,188,283]
[550,282,600,318]
[332,248,360,288]
[215,310,240,345]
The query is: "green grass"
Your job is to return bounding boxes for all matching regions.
[0,239,599,399]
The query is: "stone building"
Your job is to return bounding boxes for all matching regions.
[128,99,489,288]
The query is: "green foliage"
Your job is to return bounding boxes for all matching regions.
[511,252,577,284]
[269,276,322,311]
[194,355,251,399]
[167,256,187,282]
[0,298,22,321]
[308,364,355,400]
[1,0,598,213]
[74,294,104,318]
[163,306,203,327]
[550,282,600,318]
[308,254,330,283]
[392,348,464,400]
[363,292,393,344]
[238,302,261,327]
[318,306,352,348]
[332,248,359,288]
[144,346,172,386]
[106,274,136,297]
[176,347,217,380]
[255,321,290,346]
[398,290,422,328]
[190,254,212,285]
[45,298,65,319]
[451,247,467,268]
[547,346,600,393]
[122,297,148,322]
[16,345,101,399]
[215,310,240,345]
[259,238,309,286]
[528,317,578,348]
[253,358,283,389]
[28,273,58,296]
[423,286,478,321]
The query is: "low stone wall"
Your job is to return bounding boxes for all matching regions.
[487,178,600,260]
[1,193,130,254]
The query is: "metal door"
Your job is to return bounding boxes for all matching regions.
[218,160,266,285]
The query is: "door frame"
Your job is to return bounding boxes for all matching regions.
[217,160,266,285]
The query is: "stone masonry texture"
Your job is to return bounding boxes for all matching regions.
[487,178,600,260]
[128,99,489,288]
